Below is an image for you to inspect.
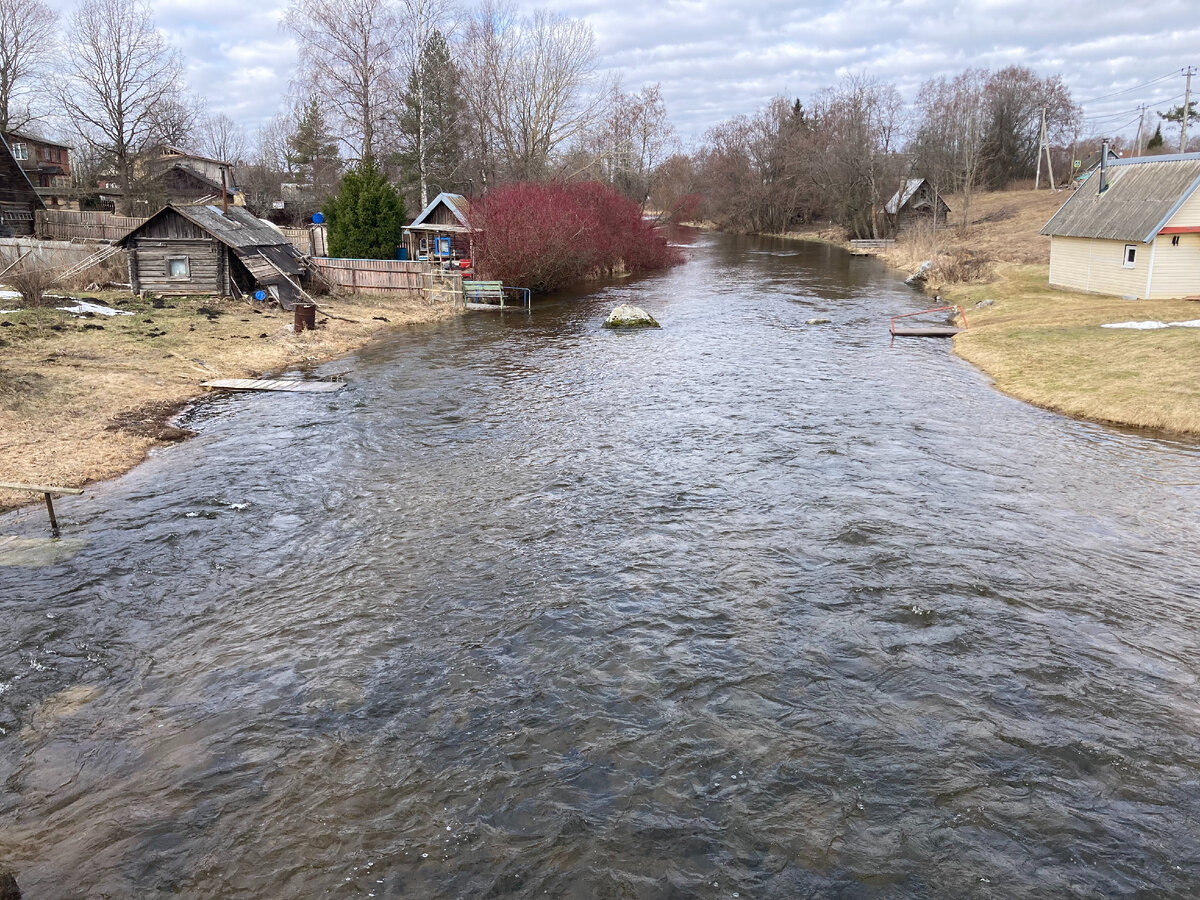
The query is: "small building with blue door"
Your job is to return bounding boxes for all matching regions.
[403,192,472,265]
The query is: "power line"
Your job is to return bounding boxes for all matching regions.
[1077,71,1179,105]
[1082,93,1186,124]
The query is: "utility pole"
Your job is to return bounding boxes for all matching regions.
[1035,107,1045,189]
[1134,104,1147,157]
[1182,66,1196,153]
[1034,106,1056,190]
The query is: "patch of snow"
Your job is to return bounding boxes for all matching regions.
[1101,320,1200,330]
[57,301,132,317]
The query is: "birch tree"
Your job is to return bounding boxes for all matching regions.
[283,0,400,161]
[58,0,184,214]
[461,1,603,181]
[0,0,56,134]
[199,112,249,165]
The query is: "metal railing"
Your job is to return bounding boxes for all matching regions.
[890,304,967,335]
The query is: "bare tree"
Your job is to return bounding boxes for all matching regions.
[283,0,400,161]
[57,0,184,214]
[0,0,56,134]
[461,1,603,182]
[145,94,204,148]
[593,82,675,207]
[910,69,987,229]
[199,112,249,164]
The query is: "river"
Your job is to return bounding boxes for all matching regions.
[3,230,1200,898]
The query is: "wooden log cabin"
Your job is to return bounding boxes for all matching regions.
[884,178,950,233]
[403,192,473,263]
[117,204,309,305]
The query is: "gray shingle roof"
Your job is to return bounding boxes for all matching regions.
[408,192,471,231]
[1040,154,1200,243]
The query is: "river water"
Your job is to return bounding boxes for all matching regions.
[3,231,1200,898]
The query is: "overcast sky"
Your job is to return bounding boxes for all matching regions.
[50,0,1200,150]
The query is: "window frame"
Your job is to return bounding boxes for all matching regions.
[166,256,191,279]
[1123,244,1137,268]
[11,143,27,160]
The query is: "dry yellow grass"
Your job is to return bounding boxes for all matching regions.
[0,290,459,512]
[948,265,1200,434]
[780,189,1200,435]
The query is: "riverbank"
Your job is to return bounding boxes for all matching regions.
[946,265,1200,434]
[779,189,1200,437]
[0,291,458,513]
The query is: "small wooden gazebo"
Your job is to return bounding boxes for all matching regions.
[403,192,472,262]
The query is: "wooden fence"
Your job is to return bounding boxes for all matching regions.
[280,224,328,257]
[309,258,432,295]
[35,209,146,242]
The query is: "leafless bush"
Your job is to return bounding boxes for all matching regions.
[58,250,128,291]
[930,249,992,284]
[0,244,72,307]
[976,204,1016,224]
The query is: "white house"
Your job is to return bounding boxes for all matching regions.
[1040,153,1200,299]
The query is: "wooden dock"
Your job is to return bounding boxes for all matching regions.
[890,304,968,338]
[201,379,346,393]
[891,325,963,337]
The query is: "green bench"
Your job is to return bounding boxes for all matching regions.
[463,280,505,305]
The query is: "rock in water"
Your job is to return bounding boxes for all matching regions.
[0,868,20,900]
[603,304,660,328]
[905,259,935,285]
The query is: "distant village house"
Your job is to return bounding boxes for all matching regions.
[1040,153,1200,299]
[0,135,45,235]
[2,132,72,209]
[884,178,950,233]
[99,144,241,212]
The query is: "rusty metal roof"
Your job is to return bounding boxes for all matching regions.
[408,191,471,231]
[120,203,296,252]
[1040,153,1200,243]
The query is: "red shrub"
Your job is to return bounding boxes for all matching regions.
[472,181,681,292]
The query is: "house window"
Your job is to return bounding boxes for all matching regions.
[1123,244,1137,268]
[167,257,190,278]
[11,143,26,160]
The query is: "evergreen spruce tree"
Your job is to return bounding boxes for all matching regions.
[324,159,408,259]
[1147,123,1164,150]
[288,99,341,198]
[398,31,466,210]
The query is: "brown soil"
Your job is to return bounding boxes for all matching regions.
[0,291,459,513]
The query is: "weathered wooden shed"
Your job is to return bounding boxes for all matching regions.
[0,135,45,236]
[884,178,950,232]
[403,192,472,262]
[117,204,308,304]
[1041,153,1200,299]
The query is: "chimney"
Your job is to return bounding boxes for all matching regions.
[1099,139,1109,194]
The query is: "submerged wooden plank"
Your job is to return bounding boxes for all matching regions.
[891,326,962,337]
[202,379,345,393]
[0,482,84,495]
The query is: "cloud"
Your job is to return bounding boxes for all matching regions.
[43,0,1200,151]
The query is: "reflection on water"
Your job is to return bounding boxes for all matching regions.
[2,231,1200,898]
